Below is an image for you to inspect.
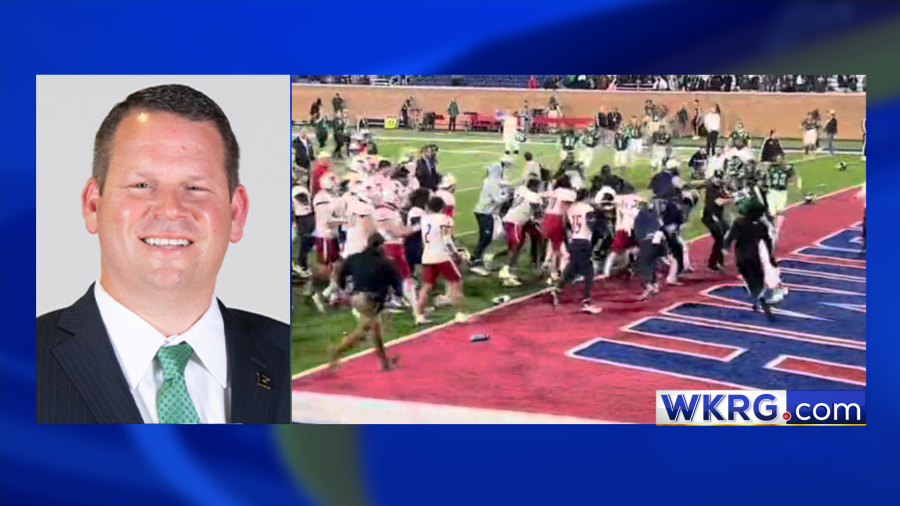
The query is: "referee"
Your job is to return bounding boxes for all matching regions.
[329,233,403,373]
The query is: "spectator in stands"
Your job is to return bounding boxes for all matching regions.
[527,75,538,89]
[415,146,439,191]
[447,97,459,132]
[332,93,344,114]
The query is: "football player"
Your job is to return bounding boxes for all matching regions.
[549,189,603,314]
[502,109,521,157]
[558,127,579,161]
[650,125,672,171]
[499,178,544,287]
[603,189,642,279]
[541,175,577,281]
[435,174,457,218]
[801,112,819,158]
[310,175,344,312]
[374,187,421,321]
[764,156,796,248]
[417,196,468,325]
[613,125,631,169]
[729,121,752,150]
[633,199,668,301]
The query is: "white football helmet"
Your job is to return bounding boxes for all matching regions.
[438,173,457,192]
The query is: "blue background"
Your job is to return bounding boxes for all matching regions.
[1,0,895,505]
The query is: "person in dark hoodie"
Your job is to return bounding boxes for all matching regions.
[722,196,787,317]
[330,233,404,373]
[760,130,785,163]
[633,199,675,301]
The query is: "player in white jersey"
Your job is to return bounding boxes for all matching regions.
[417,196,467,324]
[549,189,602,314]
[435,174,457,218]
[310,179,345,311]
[373,190,422,321]
[540,175,577,279]
[603,191,643,278]
[403,188,431,277]
[502,110,520,156]
[343,187,377,258]
[499,179,544,286]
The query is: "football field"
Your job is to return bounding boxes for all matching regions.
[292,128,865,378]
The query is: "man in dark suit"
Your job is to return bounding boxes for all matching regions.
[292,128,314,170]
[36,84,291,424]
[415,145,440,191]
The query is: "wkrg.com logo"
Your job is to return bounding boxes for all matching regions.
[656,390,866,425]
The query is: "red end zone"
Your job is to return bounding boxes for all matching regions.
[293,187,865,423]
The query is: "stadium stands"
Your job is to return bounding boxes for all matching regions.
[296,75,866,93]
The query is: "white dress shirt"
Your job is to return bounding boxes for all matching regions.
[704,112,721,133]
[94,281,230,423]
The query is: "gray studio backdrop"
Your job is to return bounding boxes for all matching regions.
[36,75,289,323]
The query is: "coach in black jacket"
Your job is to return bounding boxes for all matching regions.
[760,130,785,163]
[36,84,290,424]
[415,145,440,190]
[293,130,315,169]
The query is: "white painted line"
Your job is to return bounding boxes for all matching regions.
[292,391,619,424]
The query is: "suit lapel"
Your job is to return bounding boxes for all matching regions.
[53,286,144,424]
[221,301,277,424]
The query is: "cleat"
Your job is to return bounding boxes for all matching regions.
[503,277,522,287]
[415,315,432,326]
[454,312,469,323]
[581,302,602,315]
[470,266,490,277]
[435,295,453,307]
[312,292,327,313]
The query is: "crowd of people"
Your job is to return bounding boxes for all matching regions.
[292,100,866,373]
[292,75,866,93]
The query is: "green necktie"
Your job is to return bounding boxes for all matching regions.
[156,342,202,424]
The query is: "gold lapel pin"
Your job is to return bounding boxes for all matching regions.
[257,372,271,390]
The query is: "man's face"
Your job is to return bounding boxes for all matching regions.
[83,111,248,297]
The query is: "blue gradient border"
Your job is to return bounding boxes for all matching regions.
[2,1,895,506]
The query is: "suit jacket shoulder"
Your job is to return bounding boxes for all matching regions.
[36,286,144,424]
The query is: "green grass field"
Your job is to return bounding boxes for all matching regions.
[291,128,865,375]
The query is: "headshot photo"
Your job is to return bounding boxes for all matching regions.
[36,75,290,424]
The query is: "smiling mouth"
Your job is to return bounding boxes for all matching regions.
[142,237,194,248]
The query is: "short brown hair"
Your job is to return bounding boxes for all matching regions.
[92,84,240,196]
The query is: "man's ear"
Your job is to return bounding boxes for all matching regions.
[229,185,249,243]
[82,178,101,234]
